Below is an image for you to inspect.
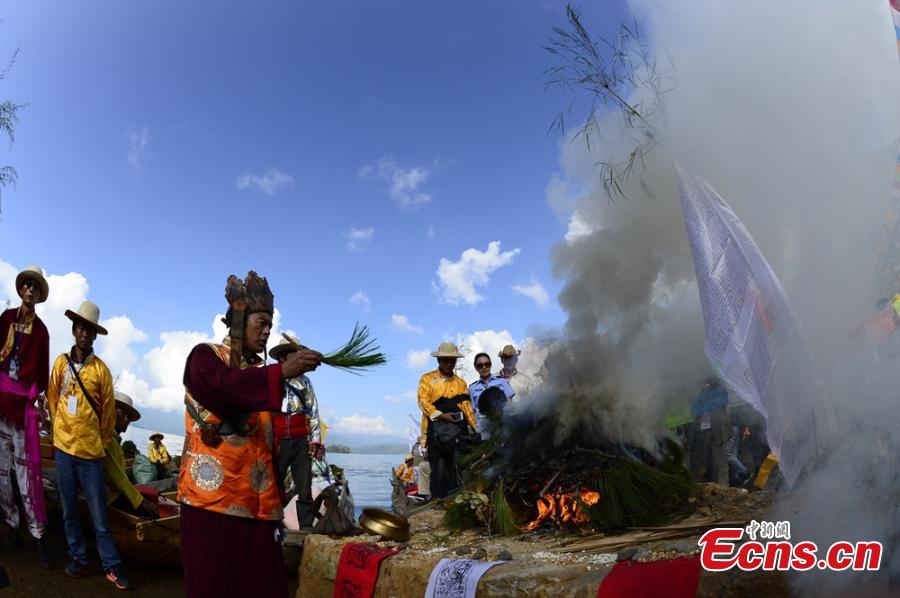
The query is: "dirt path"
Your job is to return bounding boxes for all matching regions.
[1,523,300,597]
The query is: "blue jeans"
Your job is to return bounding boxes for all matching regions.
[55,449,122,570]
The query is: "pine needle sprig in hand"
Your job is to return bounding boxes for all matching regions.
[282,323,387,374]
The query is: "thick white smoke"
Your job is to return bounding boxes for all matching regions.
[541,1,900,592]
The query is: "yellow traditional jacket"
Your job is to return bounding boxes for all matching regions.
[104,433,143,509]
[47,351,116,460]
[417,368,476,446]
[148,443,172,464]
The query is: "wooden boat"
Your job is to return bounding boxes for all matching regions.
[39,437,183,567]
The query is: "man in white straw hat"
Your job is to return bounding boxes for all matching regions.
[416,342,477,498]
[269,339,322,532]
[103,391,159,519]
[497,344,539,400]
[47,300,131,590]
[0,265,51,566]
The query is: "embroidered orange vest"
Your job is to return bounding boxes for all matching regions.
[177,343,283,521]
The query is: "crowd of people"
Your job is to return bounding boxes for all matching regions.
[0,267,348,596]
[401,344,775,502]
[673,377,777,491]
[0,265,154,588]
[399,341,542,501]
[1,263,780,596]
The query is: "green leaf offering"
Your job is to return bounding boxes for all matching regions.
[283,323,387,374]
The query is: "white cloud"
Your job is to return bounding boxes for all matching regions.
[406,349,432,369]
[134,309,290,412]
[345,226,375,252]
[350,290,371,312]
[452,329,548,382]
[236,167,295,196]
[126,126,150,175]
[433,241,521,306]
[332,413,396,435]
[142,329,212,410]
[359,156,433,208]
[390,314,423,334]
[511,279,550,308]
[96,316,149,373]
[0,260,301,414]
[384,390,417,403]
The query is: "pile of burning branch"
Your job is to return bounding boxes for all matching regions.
[441,410,694,537]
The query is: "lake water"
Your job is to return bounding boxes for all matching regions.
[123,426,401,519]
[328,453,404,518]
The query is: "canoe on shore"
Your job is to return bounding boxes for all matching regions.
[39,437,183,567]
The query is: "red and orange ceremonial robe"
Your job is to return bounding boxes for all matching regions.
[177,341,288,598]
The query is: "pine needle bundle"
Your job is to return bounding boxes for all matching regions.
[282,323,386,374]
[584,455,693,531]
[490,479,520,536]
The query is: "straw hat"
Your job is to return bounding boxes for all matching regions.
[15,265,49,304]
[269,342,298,361]
[114,391,141,422]
[64,301,108,335]
[404,453,414,462]
[149,432,164,442]
[498,344,520,358]
[430,342,463,358]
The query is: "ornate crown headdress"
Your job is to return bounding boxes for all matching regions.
[225,271,274,367]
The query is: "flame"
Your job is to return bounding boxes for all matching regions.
[526,487,600,531]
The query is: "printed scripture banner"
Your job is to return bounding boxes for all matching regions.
[675,162,832,486]
[425,559,505,598]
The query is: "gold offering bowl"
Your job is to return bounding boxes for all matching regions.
[359,508,410,542]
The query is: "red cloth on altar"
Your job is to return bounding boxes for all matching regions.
[597,556,702,598]
[333,543,398,598]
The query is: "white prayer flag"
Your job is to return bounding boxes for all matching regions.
[675,162,832,486]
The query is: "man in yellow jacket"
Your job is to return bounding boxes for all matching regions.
[416,342,476,499]
[147,432,172,479]
[47,301,129,590]
[103,392,159,519]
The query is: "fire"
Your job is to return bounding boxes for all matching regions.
[526,487,601,531]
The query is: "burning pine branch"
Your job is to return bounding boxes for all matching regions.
[443,439,693,536]
[526,486,601,531]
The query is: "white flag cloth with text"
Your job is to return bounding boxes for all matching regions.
[676,162,831,486]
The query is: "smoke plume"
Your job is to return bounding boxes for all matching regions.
[537,1,900,591]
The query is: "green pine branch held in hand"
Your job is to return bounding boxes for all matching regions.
[282,323,387,374]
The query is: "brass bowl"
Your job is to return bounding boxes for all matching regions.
[359,508,410,542]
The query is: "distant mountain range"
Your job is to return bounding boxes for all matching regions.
[324,431,409,455]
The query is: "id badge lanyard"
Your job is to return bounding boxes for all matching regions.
[8,328,24,381]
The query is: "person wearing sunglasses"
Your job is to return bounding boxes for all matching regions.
[468,353,515,440]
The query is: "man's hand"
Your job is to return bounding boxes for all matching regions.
[139,497,160,519]
[438,412,456,423]
[308,443,318,457]
[281,349,324,378]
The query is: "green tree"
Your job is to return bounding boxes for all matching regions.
[545,5,671,201]
[0,46,24,215]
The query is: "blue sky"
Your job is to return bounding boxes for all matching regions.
[0,0,628,441]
